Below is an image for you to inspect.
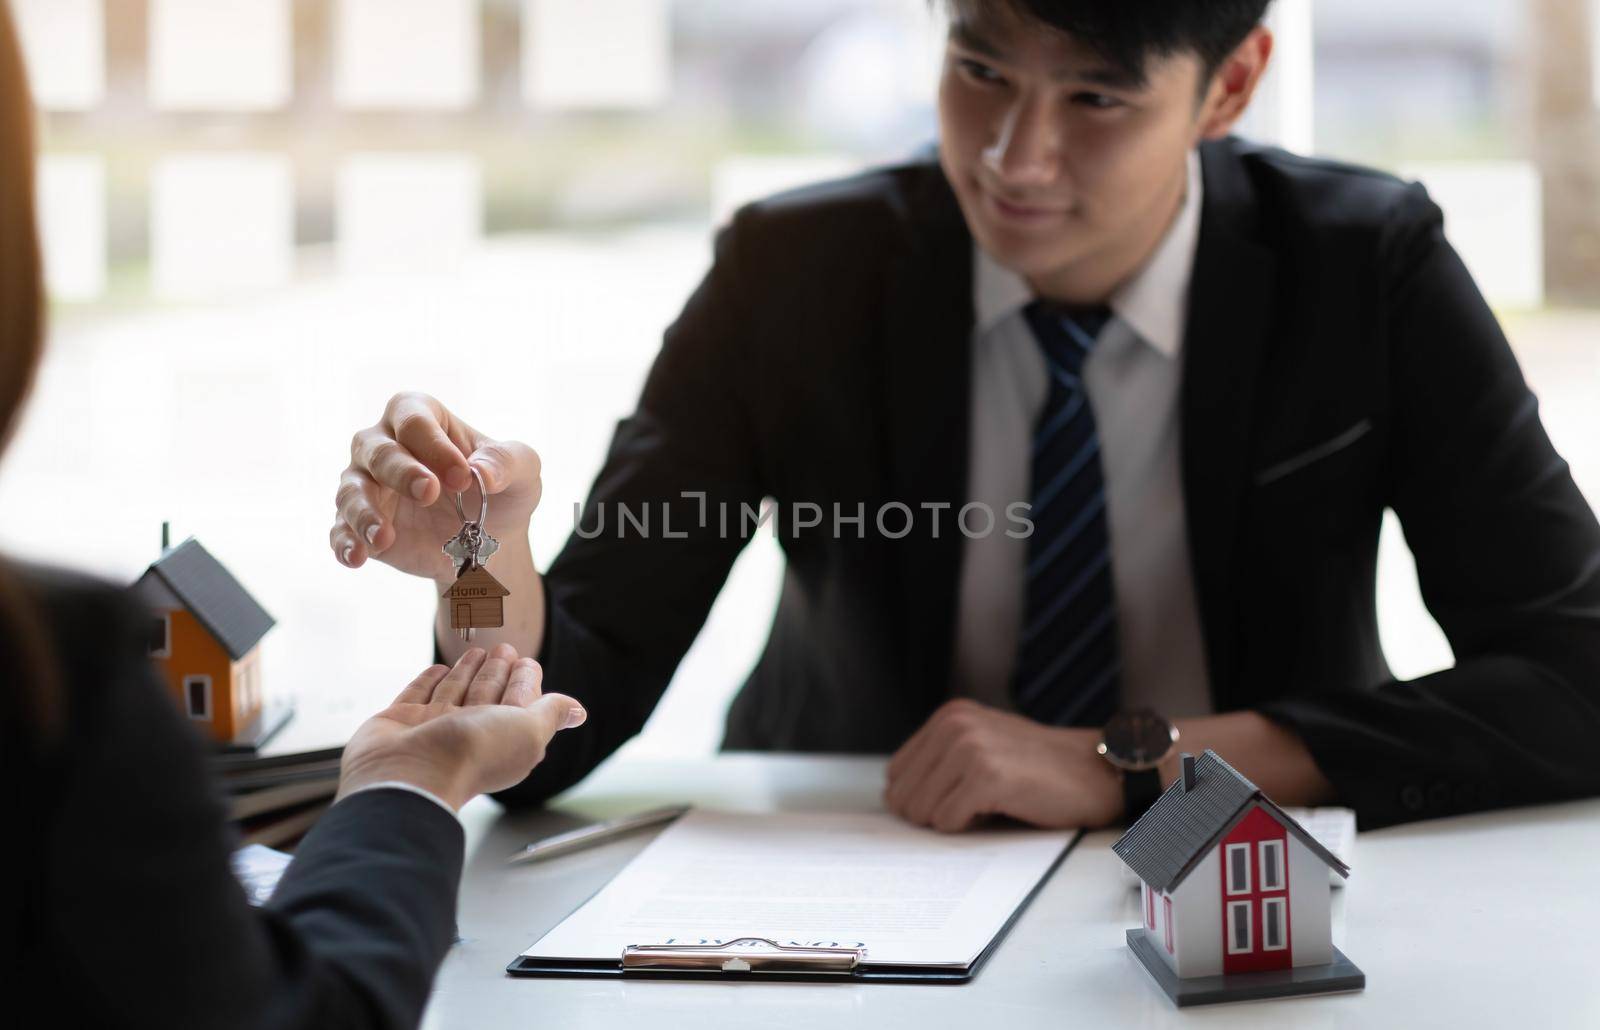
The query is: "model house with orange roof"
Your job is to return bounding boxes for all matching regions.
[135,536,277,745]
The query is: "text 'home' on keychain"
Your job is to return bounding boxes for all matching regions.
[441,465,509,641]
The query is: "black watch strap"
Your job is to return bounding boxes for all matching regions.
[1124,768,1162,822]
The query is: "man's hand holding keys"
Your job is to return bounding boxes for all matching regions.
[332,391,548,663]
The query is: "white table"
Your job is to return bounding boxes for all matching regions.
[424,753,1600,1029]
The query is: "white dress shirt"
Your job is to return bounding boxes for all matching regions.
[953,149,1213,719]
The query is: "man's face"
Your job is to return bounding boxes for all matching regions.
[937,8,1212,299]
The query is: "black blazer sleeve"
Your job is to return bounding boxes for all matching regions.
[489,214,767,807]
[1259,186,1600,828]
[23,571,463,1029]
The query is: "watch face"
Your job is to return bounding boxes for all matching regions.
[1102,708,1177,770]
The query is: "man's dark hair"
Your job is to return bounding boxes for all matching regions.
[936,0,1274,87]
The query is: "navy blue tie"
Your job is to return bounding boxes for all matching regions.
[1012,301,1122,726]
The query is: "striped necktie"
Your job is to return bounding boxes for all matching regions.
[1011,301,1122,727]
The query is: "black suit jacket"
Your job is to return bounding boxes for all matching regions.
[502,136,1600,829]
[5,567,462,1029]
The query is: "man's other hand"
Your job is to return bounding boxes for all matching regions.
[884,699,1123,832]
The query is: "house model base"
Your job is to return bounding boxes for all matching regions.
[216,699,295,755]
[1127,930,1365,1007]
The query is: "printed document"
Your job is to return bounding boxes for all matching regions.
[520,809,1073,968]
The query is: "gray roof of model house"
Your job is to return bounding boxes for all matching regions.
[135,538,275,660]
[1112,750,1349,894]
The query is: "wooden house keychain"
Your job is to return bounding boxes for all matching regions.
[441,466,510,641]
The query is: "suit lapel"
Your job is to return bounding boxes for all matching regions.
[880,161,975,719]
[1182,140,1278,704]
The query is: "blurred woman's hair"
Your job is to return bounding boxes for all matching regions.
[0,5,61,738]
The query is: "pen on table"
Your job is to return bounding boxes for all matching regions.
[506,804,692,865]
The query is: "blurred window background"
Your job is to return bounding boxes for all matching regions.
[6,0,1598,756]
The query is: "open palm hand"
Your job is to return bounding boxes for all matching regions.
[339,644,586,811]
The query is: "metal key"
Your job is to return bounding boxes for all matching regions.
[441,466,505,641]
[441,466,499,575]
[443,521,498,575]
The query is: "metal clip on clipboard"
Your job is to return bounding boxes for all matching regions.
[622,937,866,975]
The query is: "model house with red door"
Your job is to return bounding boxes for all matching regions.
[1112,750,1365,1006]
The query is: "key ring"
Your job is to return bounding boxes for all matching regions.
[442,463,506,643]
[454,465,488,527]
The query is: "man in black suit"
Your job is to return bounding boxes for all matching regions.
[332,0,1600,831]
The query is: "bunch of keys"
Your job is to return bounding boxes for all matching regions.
[441,466,509,641]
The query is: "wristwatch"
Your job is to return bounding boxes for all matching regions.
[1097,708,1180,822]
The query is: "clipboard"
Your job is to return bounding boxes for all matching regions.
[506,829,1081,984]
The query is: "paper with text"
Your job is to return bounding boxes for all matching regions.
[520,809,1074,969]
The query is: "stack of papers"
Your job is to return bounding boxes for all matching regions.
[518,809,1075,973]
